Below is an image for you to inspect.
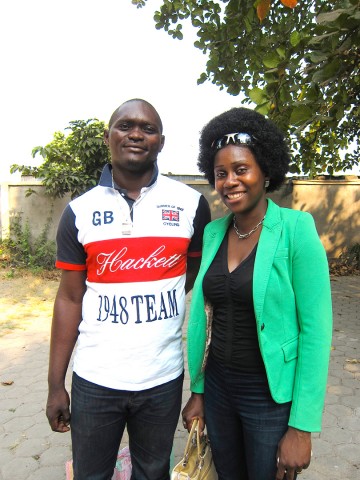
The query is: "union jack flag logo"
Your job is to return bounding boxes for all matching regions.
[162,209,179,222]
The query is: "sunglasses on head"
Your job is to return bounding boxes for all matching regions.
[211,132,256,150]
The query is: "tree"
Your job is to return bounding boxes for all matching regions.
[11,119,110,199]
[133,0,359,176]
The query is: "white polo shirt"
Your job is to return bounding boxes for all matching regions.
[56,164,210,390]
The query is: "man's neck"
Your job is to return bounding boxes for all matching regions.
[112,165,156,200]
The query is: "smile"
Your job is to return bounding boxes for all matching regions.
[124,144,146,152]
[226,192,245,200]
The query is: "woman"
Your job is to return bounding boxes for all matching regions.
[182,107,332,480]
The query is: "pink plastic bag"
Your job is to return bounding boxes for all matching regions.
[66,446,132,480]
[113,446,132,480]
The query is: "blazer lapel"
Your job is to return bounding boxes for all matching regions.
[253,200,283,323]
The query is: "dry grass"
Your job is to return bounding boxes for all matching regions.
[0,269,60,336]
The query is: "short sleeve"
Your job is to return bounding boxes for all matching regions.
[188,195,211,257]
[55,205,87,270]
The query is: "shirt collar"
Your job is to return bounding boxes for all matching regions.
[98,163,159,194]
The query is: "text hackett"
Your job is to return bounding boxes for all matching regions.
[85,236,190,283]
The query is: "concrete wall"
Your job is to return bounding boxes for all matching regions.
[1,177,359,258]
[195,178,360,258]
[0,181,71,245]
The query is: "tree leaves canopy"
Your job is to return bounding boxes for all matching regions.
[10,119,110,199]
[133,0,359,176]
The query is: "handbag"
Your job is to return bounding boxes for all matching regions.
[171,418,218,480]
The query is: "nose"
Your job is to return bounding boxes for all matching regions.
[223,172,239,188]
[128,126,144,141]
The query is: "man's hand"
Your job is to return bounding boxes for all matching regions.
[276,427,312,479]
[46,387,71,433]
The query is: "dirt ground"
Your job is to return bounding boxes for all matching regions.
[0,270,61,336]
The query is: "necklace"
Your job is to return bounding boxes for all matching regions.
[233,215,265,240]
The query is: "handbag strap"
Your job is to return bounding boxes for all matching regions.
[182,417,202,464]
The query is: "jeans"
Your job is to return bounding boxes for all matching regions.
[71,371,184,480]
[204,355,293,480]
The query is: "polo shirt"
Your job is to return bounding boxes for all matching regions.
[56,164,210,390]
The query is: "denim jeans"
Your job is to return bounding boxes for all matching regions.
[204,355,293,480]
[71,372,184,480]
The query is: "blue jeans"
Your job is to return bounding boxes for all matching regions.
[204,356,293,480]
[71,372,184,480]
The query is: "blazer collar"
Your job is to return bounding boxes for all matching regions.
[206,198,281,238]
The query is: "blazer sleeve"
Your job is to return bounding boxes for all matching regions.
[288,212,333,431]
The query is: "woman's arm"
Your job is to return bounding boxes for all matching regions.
[277,212,332,477]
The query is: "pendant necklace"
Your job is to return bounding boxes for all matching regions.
[233,215,265,240]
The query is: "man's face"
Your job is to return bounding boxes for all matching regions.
[104,101,165,175]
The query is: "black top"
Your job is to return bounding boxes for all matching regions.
[203,231,266,373]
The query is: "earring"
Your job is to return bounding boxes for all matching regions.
[265,180,270,188]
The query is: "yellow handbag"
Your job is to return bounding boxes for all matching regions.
[171,418,218,480]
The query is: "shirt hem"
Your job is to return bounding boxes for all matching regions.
[73,366,184,391]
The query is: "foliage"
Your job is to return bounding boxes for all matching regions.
[10,119,110,199]
[329,243,360,275]
[0,213,56,272]
[132,0,359,177]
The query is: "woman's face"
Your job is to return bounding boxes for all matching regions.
[214,144,267,216]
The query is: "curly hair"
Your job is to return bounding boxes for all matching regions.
[197,107,291,191]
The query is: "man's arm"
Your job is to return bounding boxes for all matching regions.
[185,256,201,294]
[185,195,211,293]
[46,270,87,432]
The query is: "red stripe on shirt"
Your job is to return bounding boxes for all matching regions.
[84,236,190,283]
[55,260,87,271]
[187,250,202,258]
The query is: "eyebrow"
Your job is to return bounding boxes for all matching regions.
[214,160,248,168]
[114,118,159,128]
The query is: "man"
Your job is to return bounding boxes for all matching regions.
[46,99,211,480]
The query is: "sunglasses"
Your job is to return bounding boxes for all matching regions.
[211,132,256,150]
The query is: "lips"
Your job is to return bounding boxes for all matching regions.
[124,143,147,152]
[226,192,246,200]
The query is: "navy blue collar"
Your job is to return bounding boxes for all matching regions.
[99,163,158,190]
[99,163,158,205]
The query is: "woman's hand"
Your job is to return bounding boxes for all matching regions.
[276,427,312,479]
[181,393,205,432]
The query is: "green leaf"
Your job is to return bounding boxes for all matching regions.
[290,31,301,47]
[263,52,280,69]
[256,102,272,116]
[290,105,313,127]
[316,9,349,25]
[308,31,337,45]
[276,46,286,60]
[309,51,328,64]
[248,87,267,105]
[197,73,208,85]
[312,59,341,83]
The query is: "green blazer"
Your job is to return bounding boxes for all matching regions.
[187,199,332,432]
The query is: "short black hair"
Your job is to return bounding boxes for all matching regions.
[198,107,291,191]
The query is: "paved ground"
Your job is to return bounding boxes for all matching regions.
[0,276,359,479]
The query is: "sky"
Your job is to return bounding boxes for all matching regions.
[0,0,245,181]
